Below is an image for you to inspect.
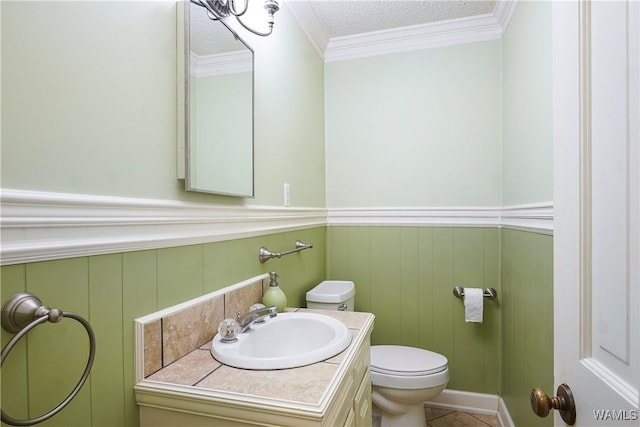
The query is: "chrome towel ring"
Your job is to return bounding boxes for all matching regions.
[1,293,96,426]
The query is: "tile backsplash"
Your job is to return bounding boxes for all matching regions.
[162,296,224,366]
[137,274,269,378]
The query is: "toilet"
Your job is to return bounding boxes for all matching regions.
[306,281,449,427]
[370,345,448,427]
[306,280,355,312]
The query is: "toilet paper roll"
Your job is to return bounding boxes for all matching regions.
[464,288,483,323]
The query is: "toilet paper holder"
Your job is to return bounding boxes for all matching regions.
[453,286,497,300]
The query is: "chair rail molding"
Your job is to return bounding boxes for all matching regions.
[0,189,326,266]
[499,202,554,234]
[0,189,552,265]
[327,202,553,234]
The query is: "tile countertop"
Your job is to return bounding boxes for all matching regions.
[140,308,375,409]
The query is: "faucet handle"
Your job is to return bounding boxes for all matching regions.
[218,318,241,343]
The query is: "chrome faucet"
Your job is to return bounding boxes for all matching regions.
[236,305,277,333]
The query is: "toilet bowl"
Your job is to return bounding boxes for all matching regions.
[305,281,448,426]
[371,345,449,427]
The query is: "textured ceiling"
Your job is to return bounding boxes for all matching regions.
[190,0,498,56]
[190,3,249,56]
[304,0,496,38]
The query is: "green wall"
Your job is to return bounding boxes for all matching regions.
[1,1,325,207]
[327,226,501,394]
[501,229,553,427]
[499,2,554,425]
[2,225,554,426]
[2,0,555,425]
[325,41,502,208]
[501,0,553,205]
[326,225,554,417]
[1,227,326,427]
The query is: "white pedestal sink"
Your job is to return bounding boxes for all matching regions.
[211,312,352,370]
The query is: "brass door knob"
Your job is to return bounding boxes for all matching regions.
[530,384,576,425]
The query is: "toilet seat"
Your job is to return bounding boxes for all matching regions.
[370,345,449,390]
[371,345,447,375]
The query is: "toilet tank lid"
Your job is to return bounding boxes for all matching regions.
[306,280,355,303]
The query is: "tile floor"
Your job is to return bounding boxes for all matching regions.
[425,406,500,427]
[373,405,501,427]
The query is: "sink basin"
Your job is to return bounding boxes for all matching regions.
[211,312,352,370]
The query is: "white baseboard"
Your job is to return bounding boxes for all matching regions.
[425,389,514,427]
[498,397,516,427]
[425,389,499,415]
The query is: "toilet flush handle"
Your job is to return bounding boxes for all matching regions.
[337,303,348,311]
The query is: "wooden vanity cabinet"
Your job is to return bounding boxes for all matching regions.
[136,312,374,427]
[324,338,371,427]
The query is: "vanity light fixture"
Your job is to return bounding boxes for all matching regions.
[191,0,280,37]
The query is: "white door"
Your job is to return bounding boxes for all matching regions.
[551,0,639,426]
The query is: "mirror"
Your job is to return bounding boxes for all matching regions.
[180,1,254,197]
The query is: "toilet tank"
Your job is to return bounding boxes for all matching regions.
[306,280,355,311]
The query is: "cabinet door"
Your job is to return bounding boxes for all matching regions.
[354,370,372,427]
[343,408,356,427]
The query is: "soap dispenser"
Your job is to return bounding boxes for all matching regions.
[262,272,287,312]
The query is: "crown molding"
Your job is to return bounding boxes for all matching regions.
[190,50,252,77]
[494,0,518,35]
[288,0,518,63]
[0,189,551,265]
[324,12,502,62]
[285,0,328,59]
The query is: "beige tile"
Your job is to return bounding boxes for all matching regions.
[143,320,162,377]
[425,407,454,421]
[469,413,500,427]
[225,279,263,319]
[261,277,270,295]
[147,349,221,385]
[196,362,339,404]
[429,411,493,427]
[163,295,224,365]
